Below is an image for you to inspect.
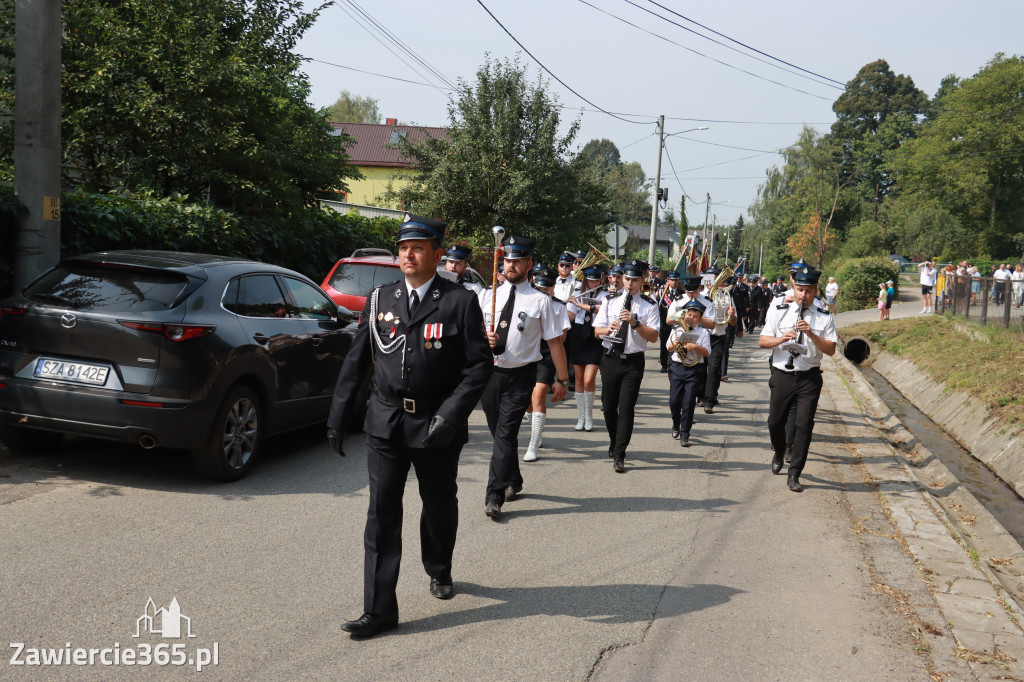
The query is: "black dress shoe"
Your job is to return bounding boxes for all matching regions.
[681,437,691,448]
[613,457,625,473]
[341,612,398,637]
[787,474,803,493]
[671,429,680,439]
[505,485,521,501]
[660,366,668,373]
[429,579,454,600]
[703,404,714,414]
[771,451,784,475]
[608,446,614,458]
[485,500,502,518]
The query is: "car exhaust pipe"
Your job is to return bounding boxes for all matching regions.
[843,336,872,365]
[138,434,158,449]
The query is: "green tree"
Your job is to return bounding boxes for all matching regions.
[894,206,971,261]
[10,0,360,212]
[385,57,611,263]
[838,219,892,259]
[327,90,382,123]
[887,54,1024,256]
[579,138,650,225]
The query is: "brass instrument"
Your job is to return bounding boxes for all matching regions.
[709,260,736,325]
[671,317,701,367]
[572,243,612,281]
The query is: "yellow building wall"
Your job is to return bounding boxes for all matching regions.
[346,166,415,207]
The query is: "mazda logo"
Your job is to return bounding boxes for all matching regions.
[60,313,77,329]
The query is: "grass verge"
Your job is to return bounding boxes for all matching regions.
[839,314,1024,427]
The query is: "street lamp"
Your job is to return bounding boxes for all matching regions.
[649,123,709,267]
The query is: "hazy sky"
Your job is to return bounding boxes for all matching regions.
[297,0,1022,228]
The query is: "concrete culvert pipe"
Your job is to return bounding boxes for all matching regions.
[843,336,871,364]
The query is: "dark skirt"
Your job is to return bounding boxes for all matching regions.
[569,322,604,366]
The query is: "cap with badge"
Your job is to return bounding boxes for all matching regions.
[681,299,706,313]
[397,213,446,245]
[446,244,471,261]
[573,250,586,262]
[703,266,721,276]
[533,267,558,288]
[609,264,624,276]
[682,276,702,291]
[529,263,547,277]
[558,251,576,264]
[583,265,605,280]
[502,235,535,260]
[793,266,822,286]
[667,270,680,280]
[789,258,807,273]
[622,259,649,278]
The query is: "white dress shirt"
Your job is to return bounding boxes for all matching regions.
[480,280,563,369]
[666,293,714,324]
[554,276,577,303]
[592,290,661,354]
[567,288,608,325]
[761,302,837,372]
[666,324,711,364]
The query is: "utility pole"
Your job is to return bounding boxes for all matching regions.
[701,193,710,252]
[14,0,62,292]
[725,221,731,263]
[759,243,764,276]
[647,115,664,267]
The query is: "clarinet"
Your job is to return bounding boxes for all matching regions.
[784,304,806,370]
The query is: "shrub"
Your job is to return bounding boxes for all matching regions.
[834,256,900,313]
[3,188,401,291]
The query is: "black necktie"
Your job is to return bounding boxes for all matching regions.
[409,290,419,316]
[493,285,516,356]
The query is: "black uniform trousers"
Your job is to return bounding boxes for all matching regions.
[482,363,536,503]
[703,334,727,406]
[745,306,758,333]
[364,434,461,616]
[668,361,704,437]
[767,366,823,478]
[658,313,672,369]
[599,352,645,459]
[723,324,736,376]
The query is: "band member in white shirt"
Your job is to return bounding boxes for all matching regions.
[593,259,661,473]
[759,266,838,492]
[666,299,711,447]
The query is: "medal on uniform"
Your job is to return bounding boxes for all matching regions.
[499,320,508,329]
[424,323,442,349]
[384,312,394,321]
[390,325,397,338]
[377,313,384,321]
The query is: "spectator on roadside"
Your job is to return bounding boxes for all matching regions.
[884,280,895,320]
[970,266,981,305]
[994,263,1011,305]
[1012,264,1024,309]
[825,277,839,314]
[917,261,938,313]
[941,263,956,306]
[877,282,887,322]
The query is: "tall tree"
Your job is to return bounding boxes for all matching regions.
[887,54,1024,256]
[385,57,611,261]
[579,138,650,225]
[327,90,382,123]
[15,0,360,211]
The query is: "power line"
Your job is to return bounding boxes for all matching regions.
[335,3,450,98]
[476,0,653,125]
[673,137,782,154]
[669,152,778,174]
[306,58,456,90]
[642,0,846,87]
[576,0,834,101]
[343,0,457,90]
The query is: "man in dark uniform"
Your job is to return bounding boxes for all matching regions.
[759,266,838,492]
[756,278,772,328]
[721,275,741,381]
[593,259,661,472]
[480,235,569,518]
[655,270,683,373]
[326,213,493,638]
[445,244,483,295]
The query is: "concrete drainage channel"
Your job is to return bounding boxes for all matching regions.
[837,338,1024,580]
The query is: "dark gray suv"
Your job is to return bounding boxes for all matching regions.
[0,251,358,480]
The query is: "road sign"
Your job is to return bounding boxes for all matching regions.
[604,225,630,248]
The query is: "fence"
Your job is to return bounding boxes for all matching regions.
[936,273,1024,331]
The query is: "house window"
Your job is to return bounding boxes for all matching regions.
[329,125,343,137]
[388,130,408,145]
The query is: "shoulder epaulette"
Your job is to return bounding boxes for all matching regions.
[550,295,567,305]
[641,294,656,305]
[817,306,830,315]
[607,290,623,299]
[776,303,790,310]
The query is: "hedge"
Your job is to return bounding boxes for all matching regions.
[0,188,401,294]
[832,256,900,313]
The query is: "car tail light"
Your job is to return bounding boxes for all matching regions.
[0,306,26,319]
[118,321,215,342]
[120,399,164,408]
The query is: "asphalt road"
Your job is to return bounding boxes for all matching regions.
[0,318,949,680]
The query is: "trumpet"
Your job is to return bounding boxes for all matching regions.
[573,243,612,281]
[670,317,701,366]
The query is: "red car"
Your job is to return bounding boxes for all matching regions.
[321,249,488,311]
